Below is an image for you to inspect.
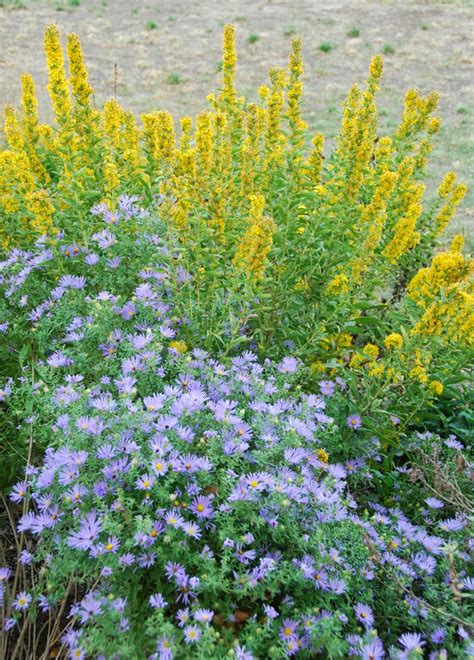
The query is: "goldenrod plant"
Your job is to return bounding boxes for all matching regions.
[0,24,471,431]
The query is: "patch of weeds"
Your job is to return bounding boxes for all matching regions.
[132,8,138,15]
[247,34,259,44]
[421,24,429,30]
[347,27,360,38]
[68,0,80,6]
[168,15,176,22]
[234,15,247,22]
[382,44,395,55]
[457,106,469,114]
[146,20,157,30]
[167,73,182,85]
[318,42,334,53]
[215,60,223,73]
[283,26,296,37]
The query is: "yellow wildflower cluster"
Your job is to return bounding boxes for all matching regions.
[384,333,403,350]
[233,195,276,280]
[408,237,473,344]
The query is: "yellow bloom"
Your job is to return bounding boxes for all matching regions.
[221,24,237,107]
[26,189,56,236]
[428,380,443,396]
[433,183,468,237]
[66,33,93,106]
[286,37,307,148]
[437,171,457,199]
[20,73,39,142]
[363,343,379,359]
[233,194,275,280]
[384,333,403,350]
[317,449,329,464]
[327,273,349,295]
[169,341,188,354]
[44,24,72,124]
[303,133,325,184]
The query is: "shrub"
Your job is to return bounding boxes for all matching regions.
[1,248,472,657]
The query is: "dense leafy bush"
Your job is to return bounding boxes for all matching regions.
[1,233,472,657]
[0,23,472,660]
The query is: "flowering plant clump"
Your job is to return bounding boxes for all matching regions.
[0,22,472,660]
[1,250,472,658]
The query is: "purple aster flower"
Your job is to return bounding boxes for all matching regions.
[136,474,156,491]
[194,608,214,624]
[47,351,73,368]
[279,619,298,643]
[461,577,474,591]
[176,608,191,627]
[20,550,33,565]
[277,357,298,374]
[319,380,335,396]
[190,496,214,519]
[150,593,167,609]
[359,637,385,659]
[235,645,254,660]
[355,603,374,628]
[13,591,32,611]
[9,481,28,503]
[398,633,425,652]
[67,511,102,551]
[183,625,201,644]
[182,522,202,540]
[425,497,444,509]
[347,415,362,430]
[263,604,278,619]
[165,511,184,529]
[0,568,12,582]
[4,618,16,631]
[431,628,446,644]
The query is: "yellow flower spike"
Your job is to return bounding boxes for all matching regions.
[374,136,393,172]
[208,187,226,239]
[221,24,237,108]
[233,194,275,280]
[384,333,403,350]
[383,200,422,263]
[104,99,124,147]
[4,105,24,151]
[66,33,93,106]
[438,171,457,199]
[20,74,39,141]
[121,111,140,169]
[195,111,214,190]
[26,189,56,236]
[303,132,325,184]
[156,111,176,164]
[450,234,464,254]
[103,156,120,202]
[367,54,384,93]
[286,37,307,149]
[44,24,72,124]
[427,117,441,135]
[240,103,265,197]
[433,182,468,237]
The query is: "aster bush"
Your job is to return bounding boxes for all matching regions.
[0,254,472,657]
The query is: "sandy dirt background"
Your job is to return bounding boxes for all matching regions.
[1,0,472,243]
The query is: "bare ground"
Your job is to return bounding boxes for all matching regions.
[1,0,473,244]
